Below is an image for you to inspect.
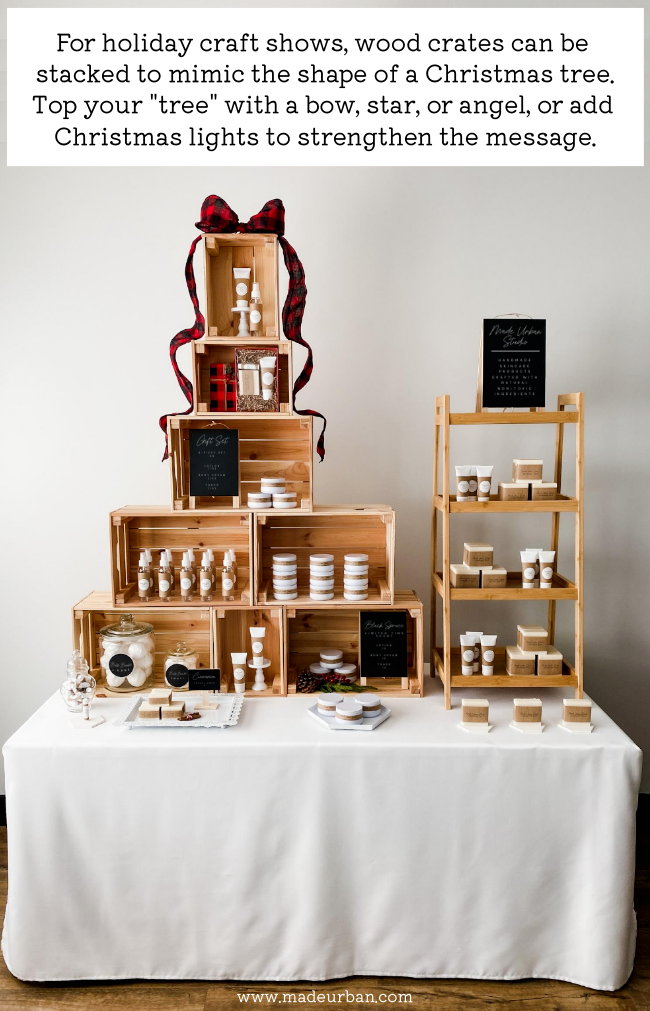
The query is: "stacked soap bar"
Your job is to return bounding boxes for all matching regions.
[450,543,507,589]
[505,625,564,676]
[499,459,557,501]
[138,688,186,720]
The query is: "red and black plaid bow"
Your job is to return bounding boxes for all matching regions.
[159,195,326,460]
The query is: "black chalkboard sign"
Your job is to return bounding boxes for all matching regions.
[189,428,239,498]
[482,319,546,408]
[165,663,190,688]
[359,612,408,679]
[188,668,221,692]
[108,653,134,678]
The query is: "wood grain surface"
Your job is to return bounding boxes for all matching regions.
[0,804,647,1009]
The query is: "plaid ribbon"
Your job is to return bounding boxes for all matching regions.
[159,195,326,461]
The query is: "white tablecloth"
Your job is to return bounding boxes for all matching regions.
[2,683,642,989]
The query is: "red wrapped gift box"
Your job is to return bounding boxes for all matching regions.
[209,364,237,412]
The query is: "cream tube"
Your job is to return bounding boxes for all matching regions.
[455,465,474,502]
[480,634,497,675]
[231,652,247,683]
[460,635,475,675]
[476,466,493,502]
[521,550,538,588]
[538,550,556,588]
[233,266,251,299]
[259,356,277,402]
[467,631,483,673]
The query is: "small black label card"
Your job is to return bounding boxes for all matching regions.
[482,319,546,408]
[108,653,134,679]
[359,611,408,679]
[189,428,239,498]
[165,663,190,688]
[188,669,221,692]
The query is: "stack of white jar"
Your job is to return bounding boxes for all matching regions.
[310,553,334,601]
[273,553,298,600]
[343,553,369,600]
[248,477,298,510]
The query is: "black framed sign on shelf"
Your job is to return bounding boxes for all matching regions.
[481,318,546,409]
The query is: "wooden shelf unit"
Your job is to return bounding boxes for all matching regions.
[285,590,424,698]
[213,606,285,696]
[203,233,280,339]
[255,505,395,606]
[192,338,293,416]
[432,392,584,710]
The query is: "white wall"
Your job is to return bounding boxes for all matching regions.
[1,7,649,790]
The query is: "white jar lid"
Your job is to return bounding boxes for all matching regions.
[273,553,297,563]
[248,494,272,504]
[310,663,330,675]
[310,553,334,565]
[336,698,363,715]
[274,579,297,589]
[344,553,369,563]
[334,663,357,677]
[344,591,368,600]
[320,648,343,662]
[317,694,339,708]
[273,590,298,600]
[356,693,381,709]
[310,591,334,600]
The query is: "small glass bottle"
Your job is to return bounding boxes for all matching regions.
[158,554,172,601]
[137,552,150,601]
[199,552,213,602]
[144,548,154,591]
[207,548,216,589]
[180,552,193,602]
[187,548,197,588]
[249,281,263,336]
[166,549,176,591]
[230,549,238,587]
[222,552,235,601]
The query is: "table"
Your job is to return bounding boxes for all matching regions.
[2,683,641,989]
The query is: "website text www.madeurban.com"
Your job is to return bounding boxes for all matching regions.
[236,993,413,1003]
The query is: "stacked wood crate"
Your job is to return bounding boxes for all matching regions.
[73,231,424,697]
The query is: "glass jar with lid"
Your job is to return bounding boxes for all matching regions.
[99,614,155,692]
[164,642,199,691]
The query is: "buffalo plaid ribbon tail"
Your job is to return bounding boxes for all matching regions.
[159,234,205,460]
[279,236,326,462]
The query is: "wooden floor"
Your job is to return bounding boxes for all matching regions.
[1,806,649,1011]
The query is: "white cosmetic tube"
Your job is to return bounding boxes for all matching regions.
[538,550,556,588]
[521,550,538,588]
[480,635,497,675]
[466,631,483,673]
[259,356,277,402]
[455,465,474,501]
[231,652,247,682]
[460,634,475,675]
[476,466,493,502]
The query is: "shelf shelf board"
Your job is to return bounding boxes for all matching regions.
[432,648,577,687]
[433,494,578,514]
[440,411,579,426]
[433,571,578,601]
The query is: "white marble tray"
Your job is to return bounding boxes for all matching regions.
[114,694,243,729]
[307,704,391,731]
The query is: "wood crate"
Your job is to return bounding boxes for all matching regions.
[285,590,424,698]
[168,415,313,511]
[72,592,214,694]
[213,606,285,697]
[192,339,293,415]
[432,646,577,690]
[255,506,395,606]
[204,233,280,339]
[109,507,253,606]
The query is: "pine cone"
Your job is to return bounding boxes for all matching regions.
[296,669,321,693]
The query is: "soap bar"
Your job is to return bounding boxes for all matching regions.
[563,699,591,723]
[161,702,185,719]
[138,704,161,720]
[505,646,536,676]
[513,698,542,723]
[450,564,480,588]
[531,482,558,501]
[513,459,543,481]
[536,646,563,676]
[517,625,549,653]
[149,689,172,706]
[481,566,507,589]
[463,542,493,567]
[461,699,489,723]
[498,482,529,501]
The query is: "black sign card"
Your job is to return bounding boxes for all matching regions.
[359,611,408,680]
[108,653,134,678]
[188,668,221,692]
[189,428,239,498]
[482,319,546,408]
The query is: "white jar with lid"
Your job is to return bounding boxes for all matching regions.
[261,476,286,495]
[248,491,272,509]
[355,694,382,718]
[274,588,298,600]
[334,663,357,682]
[310,553,334,568]
[317,694,341,717]
[99,614,155,692]
[344,553,369,570]
[310,589,334,601]
[273,492,298,509]
[273,553,297,570]
[344,589,369,601]
[164,641,198,691]
[320,648,343,669]
[344,577,369,589]
[335,698,363,726]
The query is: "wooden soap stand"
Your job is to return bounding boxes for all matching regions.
[431,392,584,710]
